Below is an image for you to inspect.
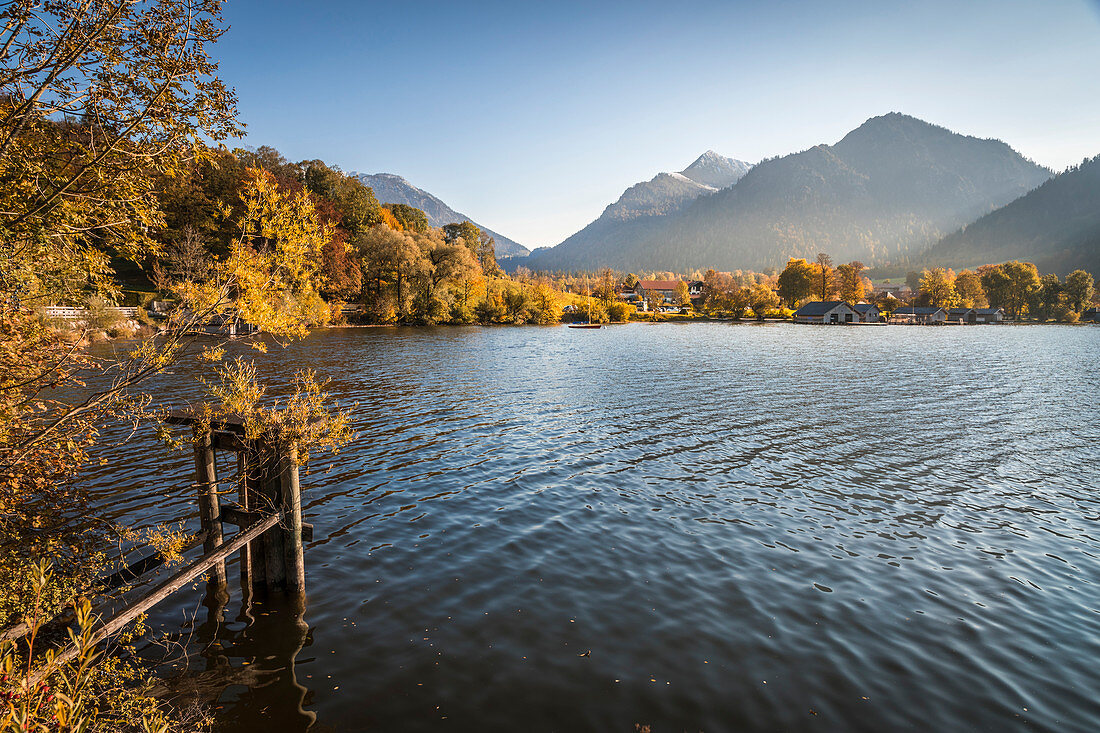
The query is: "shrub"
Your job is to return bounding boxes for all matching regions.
[608,302,635,322]
[85,296,124,330]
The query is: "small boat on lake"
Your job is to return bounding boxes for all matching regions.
[568,275,603,329]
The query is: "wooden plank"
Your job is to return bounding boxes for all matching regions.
[166,409,248,435]
[245,450,267,589]
[221,504,264,528]
[221,504,312,541]
[212,430,248,452]
[29,514,279,686]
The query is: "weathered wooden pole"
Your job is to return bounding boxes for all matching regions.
[259,439,287,591]
[192,428,226,590]
[280,441,305,593]
[237,450,253,586]
[244,450,268,591]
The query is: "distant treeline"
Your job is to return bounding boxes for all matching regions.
[146,145,584,326]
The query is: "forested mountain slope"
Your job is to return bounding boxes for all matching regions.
[357,172,529,256]
[920,155,1100,275]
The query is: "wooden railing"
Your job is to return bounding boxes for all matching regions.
[43,305,140,320]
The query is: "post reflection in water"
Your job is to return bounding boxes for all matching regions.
[159,571,317,733]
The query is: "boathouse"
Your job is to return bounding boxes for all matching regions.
[793,301,859,324]
[892,306,948,324]
[947,307,975,324]
[974,307,1005,323]
[852,303,882,323]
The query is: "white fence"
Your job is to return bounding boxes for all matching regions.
[44,306,140,320]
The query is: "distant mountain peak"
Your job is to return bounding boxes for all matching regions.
[840,113,960,147]
[691,149,726,164]
[680,150,752,189]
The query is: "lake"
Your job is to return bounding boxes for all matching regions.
[86,323,1100,732]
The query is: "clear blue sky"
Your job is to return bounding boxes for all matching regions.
[217,0,1100,249]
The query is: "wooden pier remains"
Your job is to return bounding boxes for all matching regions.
[15,409,316,684]
[166,409,311,595]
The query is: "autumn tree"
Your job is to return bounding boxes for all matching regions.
[836,261,866,303]
[526,282,562,324]
[702,270,734,315]
[1031,273,1063,321]
[727,287,753,320]
[814,253,835,301]
[1000,261,1041,319]
[358,226,423,321]
[776,258,816,307]
[748,282,780,319]
[450,268,486,324]
[413,230,479,323]
[954,270,987,307]
[608,301,634,322]
[906,271,922,293]
[500,282,531,323]
[594,267,618,305]
[313,197,362,301]
[154,227,214,285]
[1065,269,1095,313]
[675,281,691,307]
[2,165,341,730]
[444,221,499,277]
[387,203,430,233]
[646,289,666,314]
[919,267,958,307]
[475,284,507,323]
[978,265,1010,312]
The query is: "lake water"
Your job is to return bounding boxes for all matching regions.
[86,323,1100,732]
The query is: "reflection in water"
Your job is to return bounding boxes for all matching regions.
[151,575,317,732]
[90,324,1100,731]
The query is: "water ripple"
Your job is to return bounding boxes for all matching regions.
[79,323,1100,732]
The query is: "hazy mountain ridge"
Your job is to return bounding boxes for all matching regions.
[525,151,751,270]
[603,172,716,221]
[356,172,529,256]
[523,113,1051,272]
[920,154,1100,275]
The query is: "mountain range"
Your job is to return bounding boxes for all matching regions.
[921,154,1100,276]
[355,172,529,257]
[523,151,751,271]
[522,113,1053,273]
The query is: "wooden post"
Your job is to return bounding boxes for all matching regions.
[237,451,252,586]
[247,467,268,591]
[192,429,226,590]
[260,440,287,591]
[280,442,305,593]
[245,442,269,592]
